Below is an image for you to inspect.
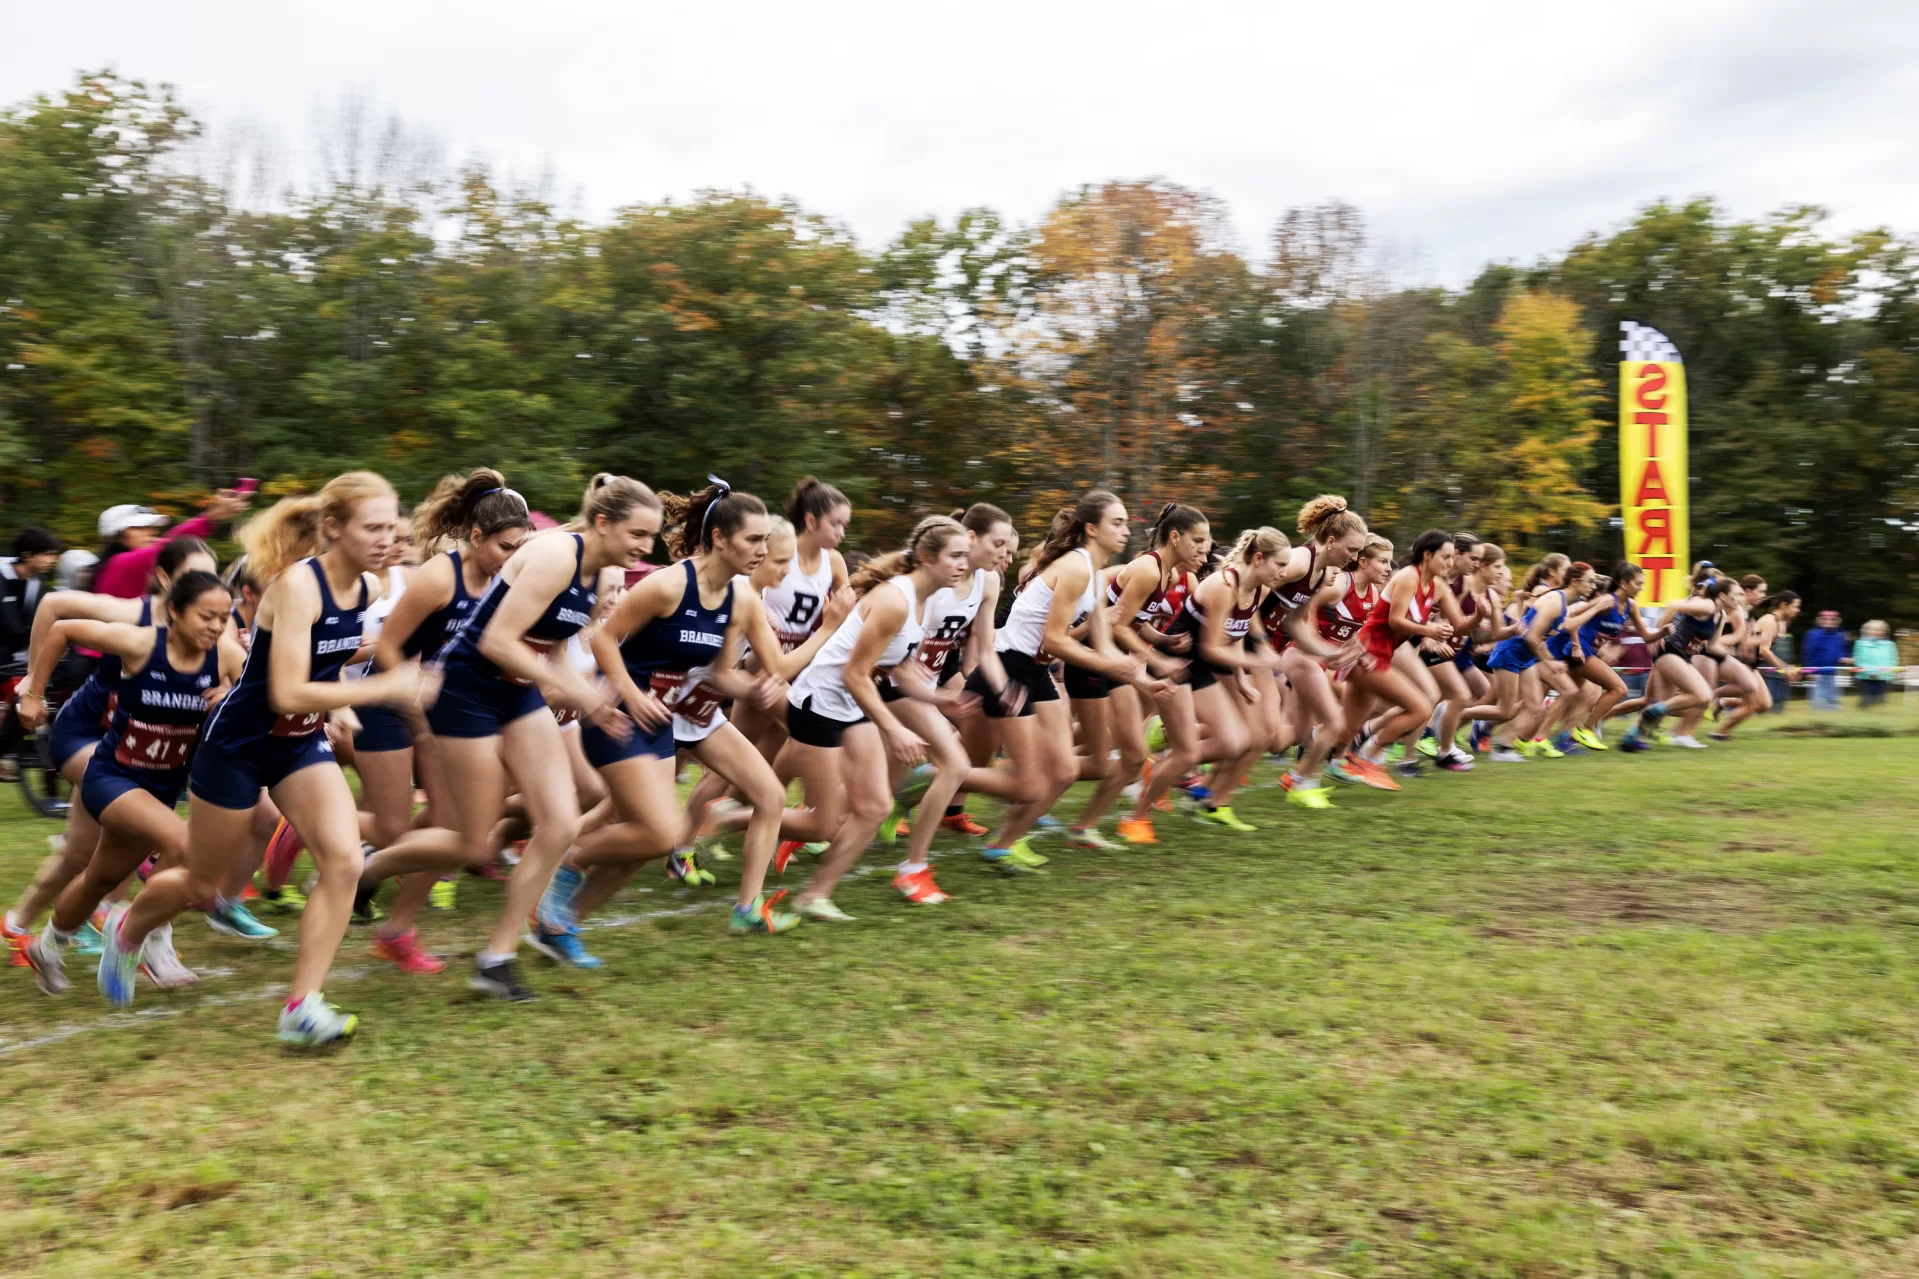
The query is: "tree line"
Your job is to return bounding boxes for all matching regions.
[3,74,1914,621]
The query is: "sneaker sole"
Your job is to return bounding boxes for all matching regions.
[467,975,536,1002]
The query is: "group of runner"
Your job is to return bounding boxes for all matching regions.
[2,472,1803,1045]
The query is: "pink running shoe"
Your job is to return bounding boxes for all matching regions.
[262,817,306,889]
[371,930,445,975]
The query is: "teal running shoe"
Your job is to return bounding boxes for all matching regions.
[96,906,138,1009]
[527,923,604,969]
[538,864,585,931]
[205,898,278,940]
[70,920,104,957]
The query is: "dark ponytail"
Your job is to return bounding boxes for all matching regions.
[1149,502,1207,548]
[785,476,849,533]
[662,482,768,559]
[1022,489,1120,588]
[414,468,534,547]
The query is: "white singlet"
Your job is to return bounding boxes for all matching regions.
[788,576,921,724]
[909,568,986,676]
[347,566,406,679]
[996,548,1095,659]
[762,547,836,652]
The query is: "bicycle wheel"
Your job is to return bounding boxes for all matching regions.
[17,727,72,819]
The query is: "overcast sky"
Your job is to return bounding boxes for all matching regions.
[6,0,1916,285]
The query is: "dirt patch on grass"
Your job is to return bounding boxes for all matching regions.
[1478,873,1781,939]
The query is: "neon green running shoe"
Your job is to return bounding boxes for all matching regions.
[254,882,307,914]
[802,841,831,856]
[731,890,802,935]
[1195,805,1257,832]
[1570,725,1606,752]
[1531,738,1565,759]
[1286,784,1333,810]
[1145,716,1167,753]
[429,878,457,910]
[1007,836,1048,868]
[877,803,907,846]
[1386,743,1406,763]
[1416,736,1439,759]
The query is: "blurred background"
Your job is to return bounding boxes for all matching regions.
[2,2,1916,627]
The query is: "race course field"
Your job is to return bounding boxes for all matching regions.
[4,703,1919,1278]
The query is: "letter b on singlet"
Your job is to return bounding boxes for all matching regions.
[787,592,820,629]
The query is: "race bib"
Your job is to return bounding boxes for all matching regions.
[650,670,725,728]
[115,718,199,770]
[503,636,557,686]
[270,711,324,738]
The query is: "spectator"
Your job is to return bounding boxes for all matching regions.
[1,525,62,664]
[1851,620,1899,710]
[1801,609,1850,711]
[91,490,252,599]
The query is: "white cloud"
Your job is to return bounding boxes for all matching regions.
[4,0,1915,283]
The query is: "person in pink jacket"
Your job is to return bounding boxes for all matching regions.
[91,491,252,599]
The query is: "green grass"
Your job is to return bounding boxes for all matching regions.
[5,701,1919,1277]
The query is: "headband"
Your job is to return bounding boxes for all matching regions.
[699,474,731,547]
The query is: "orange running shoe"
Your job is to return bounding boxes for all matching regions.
[939,811,988,837]
[893,867,950,905]
[261,816,306,888]
[372,929,446,975]
[1118,816,1159,845]
[1347,755,1401,792]
[3,916,29,967]
[774,839,805,874]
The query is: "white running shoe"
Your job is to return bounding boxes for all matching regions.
[139,923,199,990]
[277,991,359,1045]
[1670,734,1708,749]
[1490,747,1527,763]
[25,931,68,995]
[796,897,856,923]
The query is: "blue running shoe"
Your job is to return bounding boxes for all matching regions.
[1032,814,1064,831]
[205,897,279,940]
[96,905,138,1008]
[538,864,585,933]
[1619,732,1652,753]
[526,923,603,969]
[1552,732,1586,756]
[982,846,1037,876]
[1469,721,1491,753]
[70,920,104,957]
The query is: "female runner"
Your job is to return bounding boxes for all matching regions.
[97,473,437,1045]
[779,515,976,919]
[541,481,802,951]
[875,503,1018,902]
[1333,529,1454,787]
[1708,574,1778,739]
[1561,563,1661,750]
[354,470,533,970]
[1162,527,1294,830]
[1620,575,1739,751]
[1459,556,1578,761]
[5,537,219,967]
[23,572,242,994]
[1098,503,1209,847]
[1429,542,1507,762]
[353,476,656,1002]
[1270,496,1370,809]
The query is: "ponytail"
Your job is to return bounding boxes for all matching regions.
[153,536,212,589]
[785,476,849,532]
[661,480,766,559]
[1149,502,1208,548]
[414,467,533,547]
[848,515,966,596]
[240,470,395,583]
[956,502,1011,538]
[1225,526,1290,566]
[1022,489,1120,588]
[1296,494,1365,545]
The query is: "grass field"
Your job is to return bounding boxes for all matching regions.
[4,699,1919,1277]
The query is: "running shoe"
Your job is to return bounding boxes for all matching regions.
[539,864,585,932]
[3,916,29,968]
[877,803,908,846]
[1179,779,1212,805]
[731,890,802,935]
[1551,733,1586,756]
[1670,734,1708,749]
[802,840,831,855]
[429,877,457,910]
[1530,738,1566,760]
[1066,825,1122,850]
[1416,736,1439,759]
[665,847,717,888]
[205,898,279,940]
[1285,783,1333,810]
[894,867,950,905]
[695,799,742,859]
[895,762,936,808]
[1392,758,1424,779]
[24,932,68,996]
[139,924,198,990]
[1618,732,1652,753]
[1006,836,1048,868]
[1570,726,1606,752]
[1437,748,1475,772]
[70,918,104,957]
[774,839,805,874]
[96,906,138,1008]
[1117,816,1159,845]
[1490,746,1527,763]
[1145,716,1167,753]
[1032,814,1064,831]
[1470,721,1493,753]
[526,923,603,969]
[1195,805,1257,832]
[470,955,534,1001]
[1324,757,1362,786]
[981,846,1037,875]
[1343,756,1402,792]
[1385,742,1406,764]
[351,882,385,926]
[797,896,856,923]
[371,929,447,974]
[254,882,308,915]
[1708,731,1731,743]
[940,812,988,837]
[1513,737,1540,759]
[277,992,359,1046]
[1655,730,1675,746]
[1279,770,1299,791]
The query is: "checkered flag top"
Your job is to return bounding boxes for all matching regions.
[1620,320,1681,364]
